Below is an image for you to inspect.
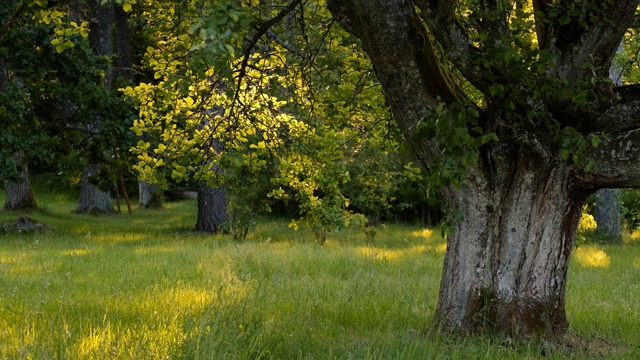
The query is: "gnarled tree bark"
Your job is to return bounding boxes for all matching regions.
[3,153,38,211]
[73,165,114,214]
[328,0,640,337]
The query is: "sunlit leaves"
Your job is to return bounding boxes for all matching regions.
[124,0,403,239]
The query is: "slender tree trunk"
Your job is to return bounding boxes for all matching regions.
[435,151,587,337]
[195,184,229,233]
[139,181,163,209]
[3,154,38,211]
[114,5,163,207]
[73,165,114,214]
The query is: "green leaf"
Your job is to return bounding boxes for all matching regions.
[488,84,504,97]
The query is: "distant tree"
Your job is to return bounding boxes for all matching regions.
[73,0,116,215]
[195,184,228,233]
[594,189,622,242]
[0,0,93,211]
[3,152,38,211]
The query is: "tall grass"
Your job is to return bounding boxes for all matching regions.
[0,191,639,359]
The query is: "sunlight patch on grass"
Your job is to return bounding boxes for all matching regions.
[357,246,414,261]
[357,244,437,261]
[411,228,434,239]
[574,245,611,268]
[73,321,184,359]
[63,248,92,256]
[0,254,27,264]
[89,232,146,244]
[435,243,447,254]
[134,244,180,255]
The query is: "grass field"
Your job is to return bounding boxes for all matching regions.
[0,190,639,359]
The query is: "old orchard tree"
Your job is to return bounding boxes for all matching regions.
[327,1,640,336]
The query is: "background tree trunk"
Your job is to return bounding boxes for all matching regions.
[592,43,624,244]
[114,6,163,207]
[3,154,38,211]
[594,189,622,243]
[75,0,114,214]
[139,181,163,209]
[73,165,114,214]
[114,5,132,81]
[194,184,229,233]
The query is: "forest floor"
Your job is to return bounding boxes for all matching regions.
[0,191,639,359]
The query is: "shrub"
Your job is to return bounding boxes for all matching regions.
[620,189,640,231]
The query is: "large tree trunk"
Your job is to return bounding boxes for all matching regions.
[73,165,114,214]
[3,158,38,212]
[435,149,586,337]
[194,184,229,233]
[327,0,640,338]
[138,181,163,209]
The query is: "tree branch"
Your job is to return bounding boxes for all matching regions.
[326,0,465,105]
[546,1,639,82]
[412,0,486,90]
[576,130,640,190]
[583,85,640,133]
[532,0,551,49]
[327,0,465,166]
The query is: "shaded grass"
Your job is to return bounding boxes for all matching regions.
[0,192,639,358]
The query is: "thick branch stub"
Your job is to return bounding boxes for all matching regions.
[545,1,639,82]
[584,85,640,133]
[577,131,640,190]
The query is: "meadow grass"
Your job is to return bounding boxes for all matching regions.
[0,190,639,359]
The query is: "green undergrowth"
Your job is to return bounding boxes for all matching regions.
[0,191,639,359]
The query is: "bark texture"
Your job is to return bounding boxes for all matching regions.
[3,160,38,212]
[138,181,163,209]
[328,0,640,337]
[73,165,114,215]
[437,156,586,336]
[594,189,622,243]
[195,184,229,233]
